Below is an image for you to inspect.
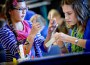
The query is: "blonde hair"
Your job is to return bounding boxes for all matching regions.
[48,9,61,19]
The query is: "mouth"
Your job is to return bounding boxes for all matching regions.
[21,15,24,18]
[67,21,71,23]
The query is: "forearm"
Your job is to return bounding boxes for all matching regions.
[44,33,52,46]
[44,33,52,43]
[67,36,86,48]
[23,34,35,55]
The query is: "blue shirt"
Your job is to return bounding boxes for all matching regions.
[83,18,90,51]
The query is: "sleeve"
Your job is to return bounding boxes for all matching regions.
[83,20,90,39]
[85,40,90,51]
[34,33,47,52]
[0,26,19,59]
[84,19,90,51]
[34,33,52,52]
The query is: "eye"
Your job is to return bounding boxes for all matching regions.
[18,8,22,10]
[18,7,28,11]
[13,7,22,10]
[67,12,72,15]
[13,7,28,11]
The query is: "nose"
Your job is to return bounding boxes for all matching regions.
[22,10,26,14]
[65,14,69,21]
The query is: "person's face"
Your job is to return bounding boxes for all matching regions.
[9,2,27,22]
[62,4,78,26]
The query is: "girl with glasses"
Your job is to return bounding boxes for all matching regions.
[0,0,56,62]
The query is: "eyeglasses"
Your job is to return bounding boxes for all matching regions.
[13,7,28,11]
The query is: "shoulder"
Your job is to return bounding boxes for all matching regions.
[0,25,13,34]
[0,25,15,38]
[0,25,17,45]
[83,18,90,39]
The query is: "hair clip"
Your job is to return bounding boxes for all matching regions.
[13,0,17,6]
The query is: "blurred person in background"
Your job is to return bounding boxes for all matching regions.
[42,8,71,56]
[48,9,68,34]
[48,9,71,45]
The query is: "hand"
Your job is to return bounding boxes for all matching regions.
[52,32,69,43]
[58,32,69,42]
[30,21,41,37]
[48,18,58,34]
[52,32,64,47]
[30,14,45,32]
[52,32,59,40]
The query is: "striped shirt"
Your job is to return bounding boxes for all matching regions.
[33,33,45,57]
[0,25,19,62]
[0,21,46,61]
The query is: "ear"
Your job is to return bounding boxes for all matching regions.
[8,9,12,15]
